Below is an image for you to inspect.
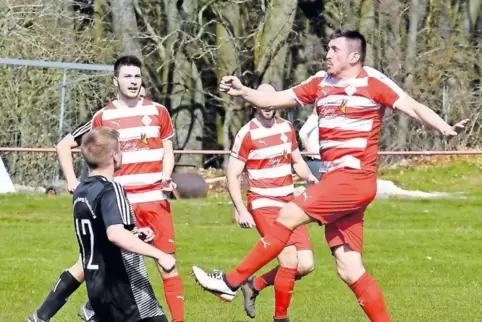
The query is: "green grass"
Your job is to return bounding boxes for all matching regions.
[1,160,482,321]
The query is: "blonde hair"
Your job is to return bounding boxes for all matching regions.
[81,127,120,170]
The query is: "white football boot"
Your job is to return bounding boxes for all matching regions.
[191,266,236,302]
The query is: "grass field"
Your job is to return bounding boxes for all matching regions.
[1,159,482,322]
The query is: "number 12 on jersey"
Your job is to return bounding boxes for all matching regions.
[75,219,99,270]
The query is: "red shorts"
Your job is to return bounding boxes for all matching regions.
[250,206,312,251]
[131,200,176,254]
[293,168,377,254]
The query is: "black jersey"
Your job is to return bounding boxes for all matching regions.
[73,175,165,322]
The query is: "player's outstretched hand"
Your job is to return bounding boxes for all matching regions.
[441,118,470,138]
[161,178,177,192]
[237,209,256,229]
[452,118,470,134]
[219,76,245,96]
[307,174,319,185]
[138,227,155,243]
[157,253,176,273]
[68,179,80,194]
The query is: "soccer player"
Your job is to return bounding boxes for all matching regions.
[227,84,317,320]
[28,57,185,322]
[58,84,146,192]
[299,112,323,184]
[89,56,185,322]
[27,85,148,322]
[74,126,174,322]
[191,28,469,321]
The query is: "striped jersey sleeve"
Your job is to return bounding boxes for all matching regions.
[100,182,135,228]
[71,120,92,146]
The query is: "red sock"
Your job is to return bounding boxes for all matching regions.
[163,276,185,322]
[254,266,278,291]
[350,272,391,322]
[226,221,293,288]
[254,266,304,291]
[274,267,297,319]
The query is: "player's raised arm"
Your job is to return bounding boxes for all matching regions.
[366,67,467,137]
[56,120,92,192]
[101,183,175,272]
[219,76,297,110]
[394,96,469,136]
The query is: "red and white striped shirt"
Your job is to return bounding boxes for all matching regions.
[91,98,174,204]
[291,66,407,173]
[231,117,298,210]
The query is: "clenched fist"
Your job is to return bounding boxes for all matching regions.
[219,76,245,96]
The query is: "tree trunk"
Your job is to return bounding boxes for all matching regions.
[163,0,204,171]
[398,0,427,150]
[215,1,243,167]
[254,0,298,90]
[110,0,142,57]
[359,0,375,66]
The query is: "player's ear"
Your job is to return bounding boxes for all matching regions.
[349,51,361,64]
[113,76,118,87]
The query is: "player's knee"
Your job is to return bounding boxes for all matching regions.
[278,246,298,269]
[297,257,315,276]
[333,245,365,285]
[296,250,315,276]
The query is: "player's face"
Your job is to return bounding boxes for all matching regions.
[115,65,142,99]
[259,108,275,120]
[325,37,357,76]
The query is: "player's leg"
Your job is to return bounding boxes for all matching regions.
[192,201,313,300]
[247,207,284,293]
[157,259,184,322]
[133,201,184,322]
[192,169,376,301]
[291,222,315,279]
[271,225,314,322]
[327,211,390,322]
[29,255,85,321]
[241,209,314,319]
[223,202,313,287]
[272,245,298,321]
[250,226,314,292]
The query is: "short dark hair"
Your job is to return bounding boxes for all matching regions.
[114,55,142,77]
[330,28,367,64]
